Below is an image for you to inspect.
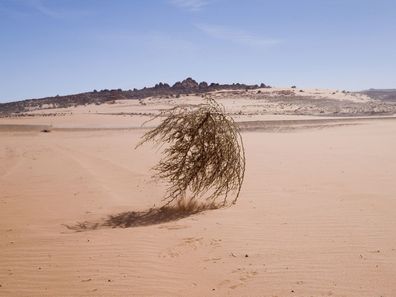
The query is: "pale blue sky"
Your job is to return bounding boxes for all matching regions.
[1,0,395,102]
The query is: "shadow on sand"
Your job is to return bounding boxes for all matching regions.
[64,201,218,232]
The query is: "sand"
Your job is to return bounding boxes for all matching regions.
[1,96,396,296]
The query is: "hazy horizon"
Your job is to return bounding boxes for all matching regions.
[1,0,395,102]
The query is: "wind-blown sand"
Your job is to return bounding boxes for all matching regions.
[1,94,396,296]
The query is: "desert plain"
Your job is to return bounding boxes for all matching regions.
[1,88,396,296]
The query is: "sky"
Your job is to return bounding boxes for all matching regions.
[0,0,395,102]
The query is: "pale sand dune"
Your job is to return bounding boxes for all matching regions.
[1,115,396,296]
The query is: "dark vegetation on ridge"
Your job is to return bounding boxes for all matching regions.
[0,78,270,115]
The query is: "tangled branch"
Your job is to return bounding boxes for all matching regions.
[136,98,245,206]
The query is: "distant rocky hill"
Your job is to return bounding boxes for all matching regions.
[360,89,396,102]
[0,78,268,115]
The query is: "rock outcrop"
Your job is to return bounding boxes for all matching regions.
[0,78,270,115]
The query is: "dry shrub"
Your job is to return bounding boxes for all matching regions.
[136,98,245,206]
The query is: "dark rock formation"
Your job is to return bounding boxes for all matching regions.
[172,77,199,91]
[199,81,208,89]
[360,89,396,102]
[0,78,270,115]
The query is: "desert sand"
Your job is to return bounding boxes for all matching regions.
[1,91,396,296]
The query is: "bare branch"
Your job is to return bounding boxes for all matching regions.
[136,98,245,206]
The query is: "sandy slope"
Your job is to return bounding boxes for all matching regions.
[1,113,396,297]
[2,87,395,129]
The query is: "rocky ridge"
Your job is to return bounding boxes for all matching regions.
[0,78,269,115]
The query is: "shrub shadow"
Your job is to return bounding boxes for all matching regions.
[64,201,218,232]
